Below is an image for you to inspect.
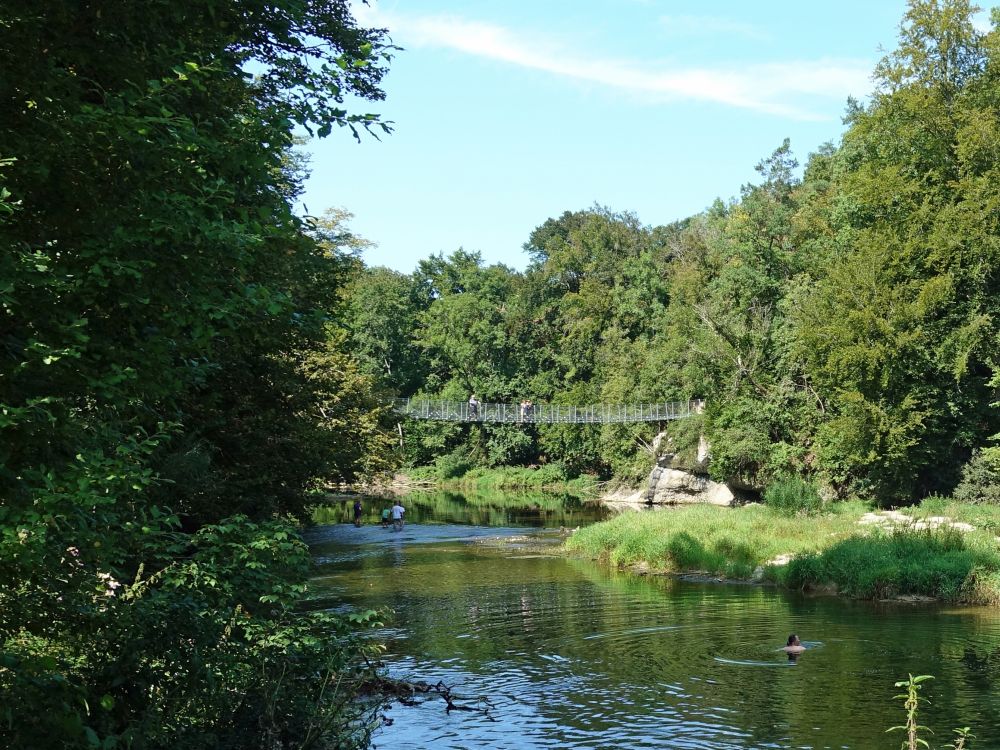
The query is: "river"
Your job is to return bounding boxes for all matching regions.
[307,492,1000,749]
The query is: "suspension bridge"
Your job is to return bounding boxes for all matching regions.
[392,398,704,424]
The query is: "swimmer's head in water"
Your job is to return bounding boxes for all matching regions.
[787,634,800,646]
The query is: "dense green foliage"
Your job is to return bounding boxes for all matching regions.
[3,518,385,748]
[346,0,1000,505]
[407,464,599,493]
[1,2,396,748]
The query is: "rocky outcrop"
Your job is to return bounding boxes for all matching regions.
[639,429,740,506]
[602,428,741,507]
[644,463,735,506]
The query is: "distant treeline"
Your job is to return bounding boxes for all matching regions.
[345,1,1000,504]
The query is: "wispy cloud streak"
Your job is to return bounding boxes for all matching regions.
[360,8,871,120]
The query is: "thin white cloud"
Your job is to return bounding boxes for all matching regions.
[658,14,769,41]
[359,7,871,120]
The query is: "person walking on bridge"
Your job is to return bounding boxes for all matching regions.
[519,399,534,422]
[468,394,480,421]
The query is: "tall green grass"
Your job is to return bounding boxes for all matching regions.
[782,527,1000,602]
[566,502,1000,604]
[566,503,864,580]
[763,475,823,513]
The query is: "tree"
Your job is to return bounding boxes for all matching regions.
[1,1,396,746]
[789,0,1000,500]
[346,266,430,395]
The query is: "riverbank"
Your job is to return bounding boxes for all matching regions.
[389,465,600,495]
[565,500,1000,604]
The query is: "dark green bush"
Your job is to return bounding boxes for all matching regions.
[434,450,473,479]
[532,462,569,484]
[763,476,823,514]
[954,449,1000,505]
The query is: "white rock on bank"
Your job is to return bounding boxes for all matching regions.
[857,510,977,534]
[645,467,735,506]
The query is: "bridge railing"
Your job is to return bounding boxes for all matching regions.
[391,398,705,424]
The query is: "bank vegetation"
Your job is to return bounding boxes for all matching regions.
[566,499,1000,604]
[1,2,397,748]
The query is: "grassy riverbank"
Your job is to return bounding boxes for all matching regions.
[405,464,600,495]
[566,501,1000,604]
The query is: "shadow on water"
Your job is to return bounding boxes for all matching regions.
[308,491,1000,750]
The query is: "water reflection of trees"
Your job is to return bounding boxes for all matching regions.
[394,566,1000,746]
[312,490,612,528]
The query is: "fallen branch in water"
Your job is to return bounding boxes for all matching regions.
[360,675,497,721]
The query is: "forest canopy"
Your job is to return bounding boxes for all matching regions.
[1,2,396,748]
[346,0,1000,505]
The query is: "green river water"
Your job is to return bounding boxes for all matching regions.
[307,492,1000,749]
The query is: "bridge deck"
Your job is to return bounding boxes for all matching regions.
[392,398,703,424]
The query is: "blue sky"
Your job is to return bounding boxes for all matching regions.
[301,1,930,273]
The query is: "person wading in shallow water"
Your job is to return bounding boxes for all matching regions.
[391,500,405,531]
[353,498,363,527]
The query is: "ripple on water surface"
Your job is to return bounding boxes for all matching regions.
[309,516,1000,749]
